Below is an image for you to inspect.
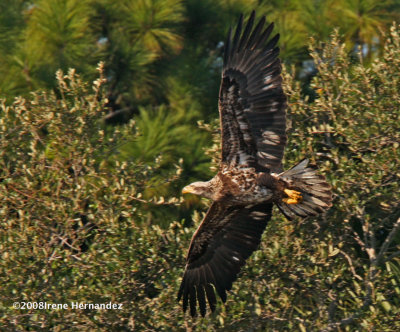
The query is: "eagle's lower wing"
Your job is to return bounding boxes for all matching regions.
[219,11,287,172]
[177,202,272,317]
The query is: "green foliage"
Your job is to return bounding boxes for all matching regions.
[0,1,25,52]
[2,0,400,106]
[111,77,212,225]
[277,27,400,330]
[115,0,185,55]
[1,3,400,331]
[332,0,394,46]
[97,0,185,104]
[0,1,29,96]
[25,0,96,75]
[0,64,186,330]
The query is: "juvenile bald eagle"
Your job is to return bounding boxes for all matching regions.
[178,11,332,317]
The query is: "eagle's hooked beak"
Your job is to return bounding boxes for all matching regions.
[182,185,194,194]
[182,181,211,197]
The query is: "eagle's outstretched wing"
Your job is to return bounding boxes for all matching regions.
[178,11,287,317]
[177,202,272,317]
[219,11,287,172]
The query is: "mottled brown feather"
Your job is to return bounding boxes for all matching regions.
[219,11,287,172]
[178,11,332,319]
[177,202,272,317]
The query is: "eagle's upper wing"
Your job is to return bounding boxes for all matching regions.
[219,11,287,172]
[177,202,272,317]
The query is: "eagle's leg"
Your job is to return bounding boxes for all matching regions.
[283,189,302,204]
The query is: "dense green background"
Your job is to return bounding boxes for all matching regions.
[1,0,400,330]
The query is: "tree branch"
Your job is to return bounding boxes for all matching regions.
[384,250,400,263]
[377,218,400,265]
[340,250,363,281]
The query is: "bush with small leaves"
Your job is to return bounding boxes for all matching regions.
[1,26,400,331]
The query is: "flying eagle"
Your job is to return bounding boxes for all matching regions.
[178,11,332,317]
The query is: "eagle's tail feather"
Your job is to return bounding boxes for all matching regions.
[276,159,332,220]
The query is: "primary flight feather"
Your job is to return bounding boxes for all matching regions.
[178,11,332,317]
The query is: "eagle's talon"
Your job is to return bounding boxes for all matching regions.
[283,189,302,204]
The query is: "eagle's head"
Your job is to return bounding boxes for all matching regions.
[182,181,214,199]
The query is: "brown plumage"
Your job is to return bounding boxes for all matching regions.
[178,11,332,317]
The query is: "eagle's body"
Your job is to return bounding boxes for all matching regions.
[178,11,333,317]
[191,167,275,204]
[221,168,275,204]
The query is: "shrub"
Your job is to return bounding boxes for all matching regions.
[0,63,186,330]
[1,26,400,331]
